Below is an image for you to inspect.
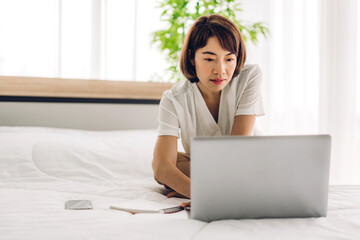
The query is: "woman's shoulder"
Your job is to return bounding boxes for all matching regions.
[163,79,195,99]
[239,64,261,77]
[231,64,262,84]
[227,64,262,93]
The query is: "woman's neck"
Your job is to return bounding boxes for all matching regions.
[196,82,221,103]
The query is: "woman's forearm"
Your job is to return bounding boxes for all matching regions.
[155,163,191,198]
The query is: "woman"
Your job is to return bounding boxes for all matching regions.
[152,14,265,203]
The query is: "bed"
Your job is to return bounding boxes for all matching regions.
[1,126,360,239]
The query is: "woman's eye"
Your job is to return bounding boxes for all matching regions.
[227,58,235,62]
[205,58,214,62]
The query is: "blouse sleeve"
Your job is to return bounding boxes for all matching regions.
[157,93,180,138]
[235,64,265,116]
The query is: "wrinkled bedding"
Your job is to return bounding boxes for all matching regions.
[0,127,359,240]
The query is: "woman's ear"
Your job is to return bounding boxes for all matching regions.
[190,59,195,66]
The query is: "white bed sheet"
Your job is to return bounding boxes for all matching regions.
[0,126,359,240]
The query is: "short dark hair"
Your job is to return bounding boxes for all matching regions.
[180,14,246,83]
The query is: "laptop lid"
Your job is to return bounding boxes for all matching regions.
[190,135,331,222]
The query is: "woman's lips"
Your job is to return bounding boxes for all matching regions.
[210,79,224,85]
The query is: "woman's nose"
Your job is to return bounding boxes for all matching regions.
[213,61,226,75]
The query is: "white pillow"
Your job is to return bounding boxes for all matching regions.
[32,129,158,182]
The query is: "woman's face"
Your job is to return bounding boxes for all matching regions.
[193,36,237,96]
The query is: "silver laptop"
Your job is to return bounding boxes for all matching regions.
[190,135,331,222]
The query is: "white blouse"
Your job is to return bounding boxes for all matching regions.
[157,64,265,154]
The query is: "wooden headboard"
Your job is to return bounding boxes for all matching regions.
[0,76,174,130]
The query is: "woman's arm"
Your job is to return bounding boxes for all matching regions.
[230,115,256,136]
[152,136,191,198]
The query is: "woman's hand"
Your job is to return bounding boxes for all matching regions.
[180,201,191,211]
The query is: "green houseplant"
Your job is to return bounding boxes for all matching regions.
[152,0,269,82]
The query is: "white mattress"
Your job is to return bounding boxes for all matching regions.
[0,126,359,240]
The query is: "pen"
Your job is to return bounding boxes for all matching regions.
[159,206,191,214]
